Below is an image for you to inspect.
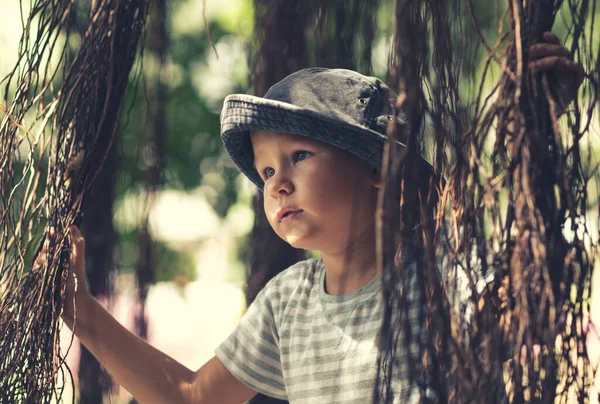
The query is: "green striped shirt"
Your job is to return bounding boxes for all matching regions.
[216,258,424,403]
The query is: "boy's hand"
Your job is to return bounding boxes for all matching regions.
[33,225,90,322]
[528,32,585,113]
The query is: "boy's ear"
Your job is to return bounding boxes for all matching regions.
[371,167,383,189]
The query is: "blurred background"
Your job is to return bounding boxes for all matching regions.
[0,0,598,402]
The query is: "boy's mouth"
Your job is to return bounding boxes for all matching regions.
[277,207,303,222]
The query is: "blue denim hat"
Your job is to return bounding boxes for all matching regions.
[221,67,431,189]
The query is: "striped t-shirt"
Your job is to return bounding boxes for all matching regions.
[215,258,424,403]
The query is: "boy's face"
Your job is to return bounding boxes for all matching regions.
[250,130,381,254]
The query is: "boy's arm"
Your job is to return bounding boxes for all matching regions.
[64,295,256,404]
[53,226,256,404]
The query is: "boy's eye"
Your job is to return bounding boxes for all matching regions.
[293,150,312,162]
[263,167,275,179]
[260,151,312,180]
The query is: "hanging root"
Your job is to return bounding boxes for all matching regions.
[377,0,599,402]
[0,0,149,401]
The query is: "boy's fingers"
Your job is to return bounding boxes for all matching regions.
[70,225,86,269]
[542,31,561,45]
[35,226,59,270]
[528,43,570,60]
[70,225,81,238]
[529,56,580,74]
[33,251,47,271]
[39,226,57,254]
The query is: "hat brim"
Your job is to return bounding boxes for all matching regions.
[221,94,434,189]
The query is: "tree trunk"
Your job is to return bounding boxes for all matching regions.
[129,2,167,402]
[77,132,116,403]
[75,2,115,402]
[131,0,167,342]
[315,0,377,74]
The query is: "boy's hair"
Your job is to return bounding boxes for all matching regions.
[220,67,433,189]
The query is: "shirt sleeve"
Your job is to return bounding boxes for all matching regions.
[215,280,287,400]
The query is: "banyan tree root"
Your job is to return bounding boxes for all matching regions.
[0,0,150,401]
[376,0,599,402]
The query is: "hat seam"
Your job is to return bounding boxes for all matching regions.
[222,99,388,141]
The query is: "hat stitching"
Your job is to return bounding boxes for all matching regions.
[222,99,389,140]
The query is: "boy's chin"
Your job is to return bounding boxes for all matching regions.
[283,235,313,251]
[284,237,305,250]
[276,228,321,251]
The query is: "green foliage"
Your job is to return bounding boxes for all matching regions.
[110,7,253,283]
[155,240,197,284]
[114,228,196,284]
[117,20,246,214]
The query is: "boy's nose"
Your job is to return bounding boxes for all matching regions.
[267,173,294,198]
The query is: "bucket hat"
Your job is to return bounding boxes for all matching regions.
[220,67,432,189]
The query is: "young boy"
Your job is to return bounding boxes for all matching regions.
[43,32,582,403]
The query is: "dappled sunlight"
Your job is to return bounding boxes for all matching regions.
[171,0,253,38]
[0,1,29,80]
[147,277,245,370]
[151,189,222,243]
[191,35,249,110]
[114,188,221,243]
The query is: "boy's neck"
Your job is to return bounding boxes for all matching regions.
[320,229,379,296]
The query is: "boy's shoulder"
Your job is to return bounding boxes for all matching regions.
[267,258,322,290]
[254,258,323,310]
[248,258,323,324]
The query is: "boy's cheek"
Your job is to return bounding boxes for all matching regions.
[264,209,279,229]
